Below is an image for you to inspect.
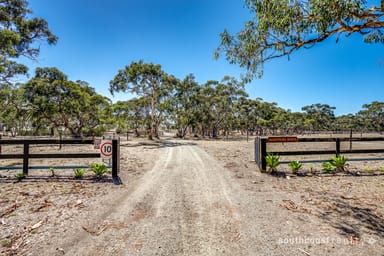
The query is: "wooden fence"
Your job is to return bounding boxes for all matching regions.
[255,136,384,171]
[0,138,121,184]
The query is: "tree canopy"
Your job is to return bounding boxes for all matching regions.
[0,0,57,84]
[109,60,177,139]
[22,67,111,137]
[215,0,384,81]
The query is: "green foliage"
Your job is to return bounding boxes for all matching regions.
[15,173,26,181]
[22,68,111,137]
[110,60,176,140]
[322,155,348,173]
[74,168,86,179]
[357,101,384,133]
[91,163,108,178]
[215,0,384,81]
[265,154,280,173]
[331,155,348,172]
[302,104,336,131]
[380,167,384,173]
[364,167,373,173]
[288,160,302,173]
[49,166,55,177]
[0,0,57,83]
[322,162,334,174]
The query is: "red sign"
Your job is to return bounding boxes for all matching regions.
[100,141,113,157]
[268,136,298,143]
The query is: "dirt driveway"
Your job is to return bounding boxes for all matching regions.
[1,138,383,255]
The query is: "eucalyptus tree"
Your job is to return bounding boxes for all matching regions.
[334,114,356,132]
[0,0,57,84]
[254,100,281,134]
[216,0,384,81]
[302,103,336,132]
[170,74,202,138]
[0,84,27,136]
[357,101,384,132]
[23,67,110,137]
[112,98,149,137]
[234,96,252,134]
[197,77,247,138]
[110,60,176,139]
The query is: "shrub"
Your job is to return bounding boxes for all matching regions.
[265,154,280,173]
[91,163,108,178]
[49,166,55,177]
[288,160,302,174]
[331,155,348,172]
[322,162,334,174]
[74,168,86,179]
[322,155,349,174]
[15,173,26,181]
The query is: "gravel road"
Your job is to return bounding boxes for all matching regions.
[59,141,245,255]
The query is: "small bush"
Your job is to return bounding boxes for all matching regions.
[288,160,302,174]
[265,154,280,173]
[15,173,26,181]
[91,163,108,178]
[74,168,86,179]
[322,162,334,174]
[49,166,55,177]
[331,155,348,172]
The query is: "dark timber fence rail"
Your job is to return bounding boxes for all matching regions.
[0,138,121,184]
[255,136,384,171]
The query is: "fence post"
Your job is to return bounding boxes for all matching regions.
[254,137,260,168]
[23,142,29,175]
[335,138,341,156]
[112,139,122,185]
[261,138,267,172]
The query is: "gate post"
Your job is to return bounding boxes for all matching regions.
[254,137,260,167]
[335,138,341,156]
[23,142,29,175]
[112,139,122,185]
[260,138,267,172]
[255,137,267,172]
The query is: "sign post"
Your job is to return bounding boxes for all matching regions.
[100,139,121,185]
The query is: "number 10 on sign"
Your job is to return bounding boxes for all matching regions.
[100,141,113,158]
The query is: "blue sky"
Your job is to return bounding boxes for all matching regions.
[25,0,384,116]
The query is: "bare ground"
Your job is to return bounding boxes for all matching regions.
[1,136,384,255]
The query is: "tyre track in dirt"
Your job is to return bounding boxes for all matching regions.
[59,141,245,255]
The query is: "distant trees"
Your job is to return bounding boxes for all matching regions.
[2,1,382,139]
[0,84,25,136]
[112,98,148,137]
[170,74,201,138]
[302,104,336,132]
[357,101,384,132]
[1,63,382,138]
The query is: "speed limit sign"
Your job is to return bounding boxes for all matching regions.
[100,141,113,158]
